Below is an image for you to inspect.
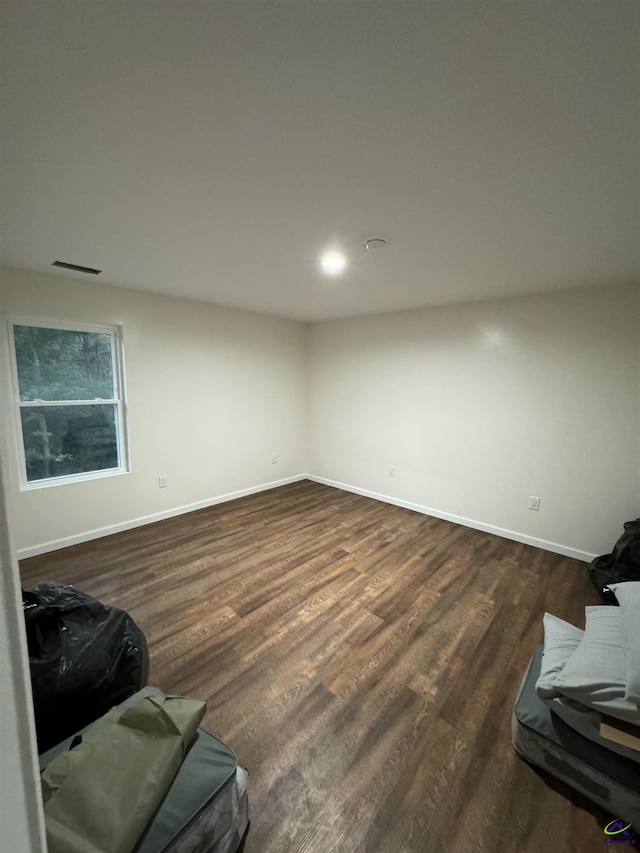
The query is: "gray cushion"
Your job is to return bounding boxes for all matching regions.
[609,582,640,706]
[535,613,584,700]
[553,606,640,725]
[545,695,640,765]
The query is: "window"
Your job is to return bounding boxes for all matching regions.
[7,320,129,488]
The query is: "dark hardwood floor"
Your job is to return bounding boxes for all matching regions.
[20,479,608,852]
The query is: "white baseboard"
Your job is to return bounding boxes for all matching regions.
[16,474,306,560]
[306,474,596,563]
[18,472,596,564]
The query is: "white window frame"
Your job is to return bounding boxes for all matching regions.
[6,316,130,490]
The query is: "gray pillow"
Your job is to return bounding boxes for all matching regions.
[609,582,640,706]
[553,605,640,725]
[535,613,584,700]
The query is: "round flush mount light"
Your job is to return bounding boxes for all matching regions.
[320,249,347,276]
[364,237,387,251]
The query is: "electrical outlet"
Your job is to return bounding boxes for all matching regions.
[388,465,395,477]
[159,475,168,488]
[272,453,278,464]
[528,496,540,511]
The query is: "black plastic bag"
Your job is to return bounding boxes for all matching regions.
[23,582,149,753]
[589,519,640,601]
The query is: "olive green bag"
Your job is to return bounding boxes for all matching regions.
[42,695,206,853]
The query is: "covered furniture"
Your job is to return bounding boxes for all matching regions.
[513,582,640,827]
[512,646,640,826]
[24,581,149,752]
[39,686,250,853]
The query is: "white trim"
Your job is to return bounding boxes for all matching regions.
[5,317,130,490]
[16,474,306,559]
[7,314,119,336]
[306,474,596,563]
[16,472,597,563]
[0,419,47,851]
[20,466,129,491]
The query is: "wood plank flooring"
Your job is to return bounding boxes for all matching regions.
[20,480,609,852]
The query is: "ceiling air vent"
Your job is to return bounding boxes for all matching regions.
[52,260,102,275]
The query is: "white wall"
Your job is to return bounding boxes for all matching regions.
[0,273,637,851]
[307,285,640,560]
[0,267,307,555]
[3,268,639,561]
[0,365,46,850]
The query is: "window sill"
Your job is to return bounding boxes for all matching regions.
[20,467,131,491]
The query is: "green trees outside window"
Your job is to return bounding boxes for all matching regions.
[10,323,127,485]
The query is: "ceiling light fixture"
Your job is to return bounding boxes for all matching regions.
[364,237,387,251]
[320,250,347,276]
